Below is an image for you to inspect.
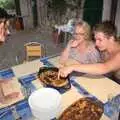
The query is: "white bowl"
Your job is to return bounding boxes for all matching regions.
[28,88,61,120]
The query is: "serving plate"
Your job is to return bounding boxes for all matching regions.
[59,97,104,120]
[38,67,71,93]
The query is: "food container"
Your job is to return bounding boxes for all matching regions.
[38,67,71,93]
[28,88,62,120]
[59,97,103,120]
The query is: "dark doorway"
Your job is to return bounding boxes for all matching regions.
[83,0,103,27]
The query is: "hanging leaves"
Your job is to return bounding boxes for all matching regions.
[0,0,15,9]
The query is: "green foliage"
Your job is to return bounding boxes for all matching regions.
[0,0,15,9]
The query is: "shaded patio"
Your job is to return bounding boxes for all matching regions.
[0,28,64,69]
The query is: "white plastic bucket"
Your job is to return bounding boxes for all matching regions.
[28,88,62,120]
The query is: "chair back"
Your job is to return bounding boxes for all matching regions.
[24,42,45,61]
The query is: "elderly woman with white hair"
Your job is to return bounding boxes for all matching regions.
[59,19,101,67]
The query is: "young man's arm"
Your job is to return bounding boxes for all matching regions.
[59,53,120,77]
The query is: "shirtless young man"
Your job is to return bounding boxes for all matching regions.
[59,21,120,82]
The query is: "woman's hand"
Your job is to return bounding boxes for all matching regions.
[68,39,80,48]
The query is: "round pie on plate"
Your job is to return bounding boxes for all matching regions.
[38,67,69,88]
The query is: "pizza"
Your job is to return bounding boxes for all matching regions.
[59,98,103,120]
[38,67,69,87]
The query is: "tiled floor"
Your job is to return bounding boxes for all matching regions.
[0,28,65,70]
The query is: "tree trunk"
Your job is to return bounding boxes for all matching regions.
[37,0,48,27]
[14,0,21,16]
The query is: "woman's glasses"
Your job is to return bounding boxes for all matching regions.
[72,32,85,36]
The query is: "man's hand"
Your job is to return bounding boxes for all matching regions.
[58,66,73,78]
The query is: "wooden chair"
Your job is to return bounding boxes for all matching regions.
[24,42,45,61]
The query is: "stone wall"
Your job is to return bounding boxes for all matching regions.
[19,0,120,35]
[20,0,85,29]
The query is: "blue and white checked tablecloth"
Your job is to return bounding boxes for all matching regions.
[0,68,32,120]
[40,57,120,118]
[0,68,14,79]
[0,56,120,120]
